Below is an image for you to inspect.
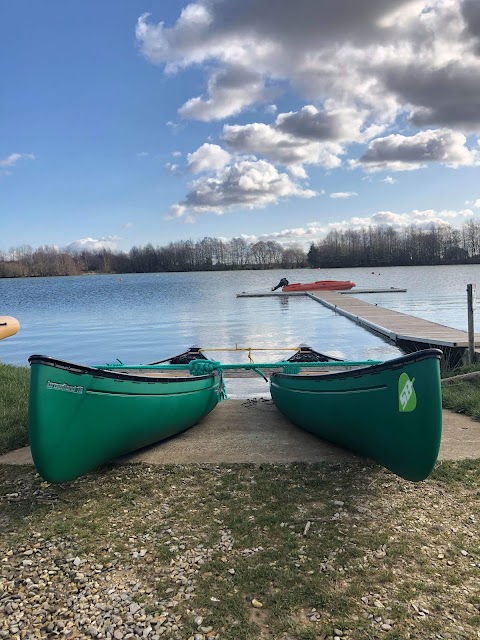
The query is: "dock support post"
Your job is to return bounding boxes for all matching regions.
[467,284,476,364]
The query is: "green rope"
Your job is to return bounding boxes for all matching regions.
[189,360,227,401]
[189,360,222,376]
[252,367,268,382]
[218,373,228,401]
[98,359,382,371]
[282,363,300,374]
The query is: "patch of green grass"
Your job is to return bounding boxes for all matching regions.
[442,377,480,421]
[293,628,319,640]
[431,458,480,485]
[441,361,480,421]
[443,362,480,378]
[0,363,29,454]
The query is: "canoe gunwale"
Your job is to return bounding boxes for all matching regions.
[28,354,217,383]
[271,348,442,381]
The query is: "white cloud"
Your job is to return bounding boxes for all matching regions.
[465,198,480,208]
[0,152,35,176]
[288,165,308,179]
[0,152,35,167]
[354,129,478,171]
[243,207,474,247]
[165,162,181,174]
[222,121,344,169]
[136,0,480,132]
[220,105,386,170]
[165,204,187,220]
[136,151,149,157]
[187,143,231,173]
[352,208,473,227]
[166,158,317,219]
[66,237,119,253]
[136,1,480,214]
[384,62,480,131]
[382,175,398,184]
[330,191,358,199]
[166,120,183,132]
[178,65,277,121]
[276,105,378,143]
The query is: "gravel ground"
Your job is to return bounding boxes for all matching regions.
[1,460,479,640]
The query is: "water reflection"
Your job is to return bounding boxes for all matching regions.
[0,264,478,367]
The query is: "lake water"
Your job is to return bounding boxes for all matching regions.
[1,265,479,395]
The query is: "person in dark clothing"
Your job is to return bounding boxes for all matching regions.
[271,277,289,291]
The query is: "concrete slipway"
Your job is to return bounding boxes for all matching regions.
[1,400,479,468]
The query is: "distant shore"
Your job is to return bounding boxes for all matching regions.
[1,259,480,280]
[2,220,480,277]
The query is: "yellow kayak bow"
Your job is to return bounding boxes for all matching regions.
[0,316,20,341]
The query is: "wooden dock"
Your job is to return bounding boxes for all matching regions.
[236,290,305,297]
[236,287,478,361]
[308,291,480,350]
[340,287,407,294]
[236,287,406,297]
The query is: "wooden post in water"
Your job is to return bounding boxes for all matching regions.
[467,284,476,364]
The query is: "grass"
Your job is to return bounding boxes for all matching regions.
[443,362,480,377]
[0,362,29,454]
[0,461,479,639]
[441,362,480,421]
[442,378,480,420]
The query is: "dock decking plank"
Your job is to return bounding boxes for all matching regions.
[308,292,480,348]
[236,288,478,349]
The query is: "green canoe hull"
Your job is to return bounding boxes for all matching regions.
[28,356,220,483]
[270,349,443,481]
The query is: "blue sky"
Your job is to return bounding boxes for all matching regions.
[2,0,480,254]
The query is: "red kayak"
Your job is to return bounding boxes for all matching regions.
[283,280,355,292]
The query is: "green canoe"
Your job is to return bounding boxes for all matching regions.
[28,354,220,483]
[270,349,443,481]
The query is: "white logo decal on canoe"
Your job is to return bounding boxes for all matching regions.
[398,373,416,412]
[47,381,84,394]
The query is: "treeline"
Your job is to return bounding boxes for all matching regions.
[0,238,307,278]
[307,220,480,268]
[1,221,480,278]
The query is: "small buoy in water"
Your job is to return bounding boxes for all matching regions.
[119,278,123,282]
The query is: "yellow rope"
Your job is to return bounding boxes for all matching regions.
[198,346,300,352]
